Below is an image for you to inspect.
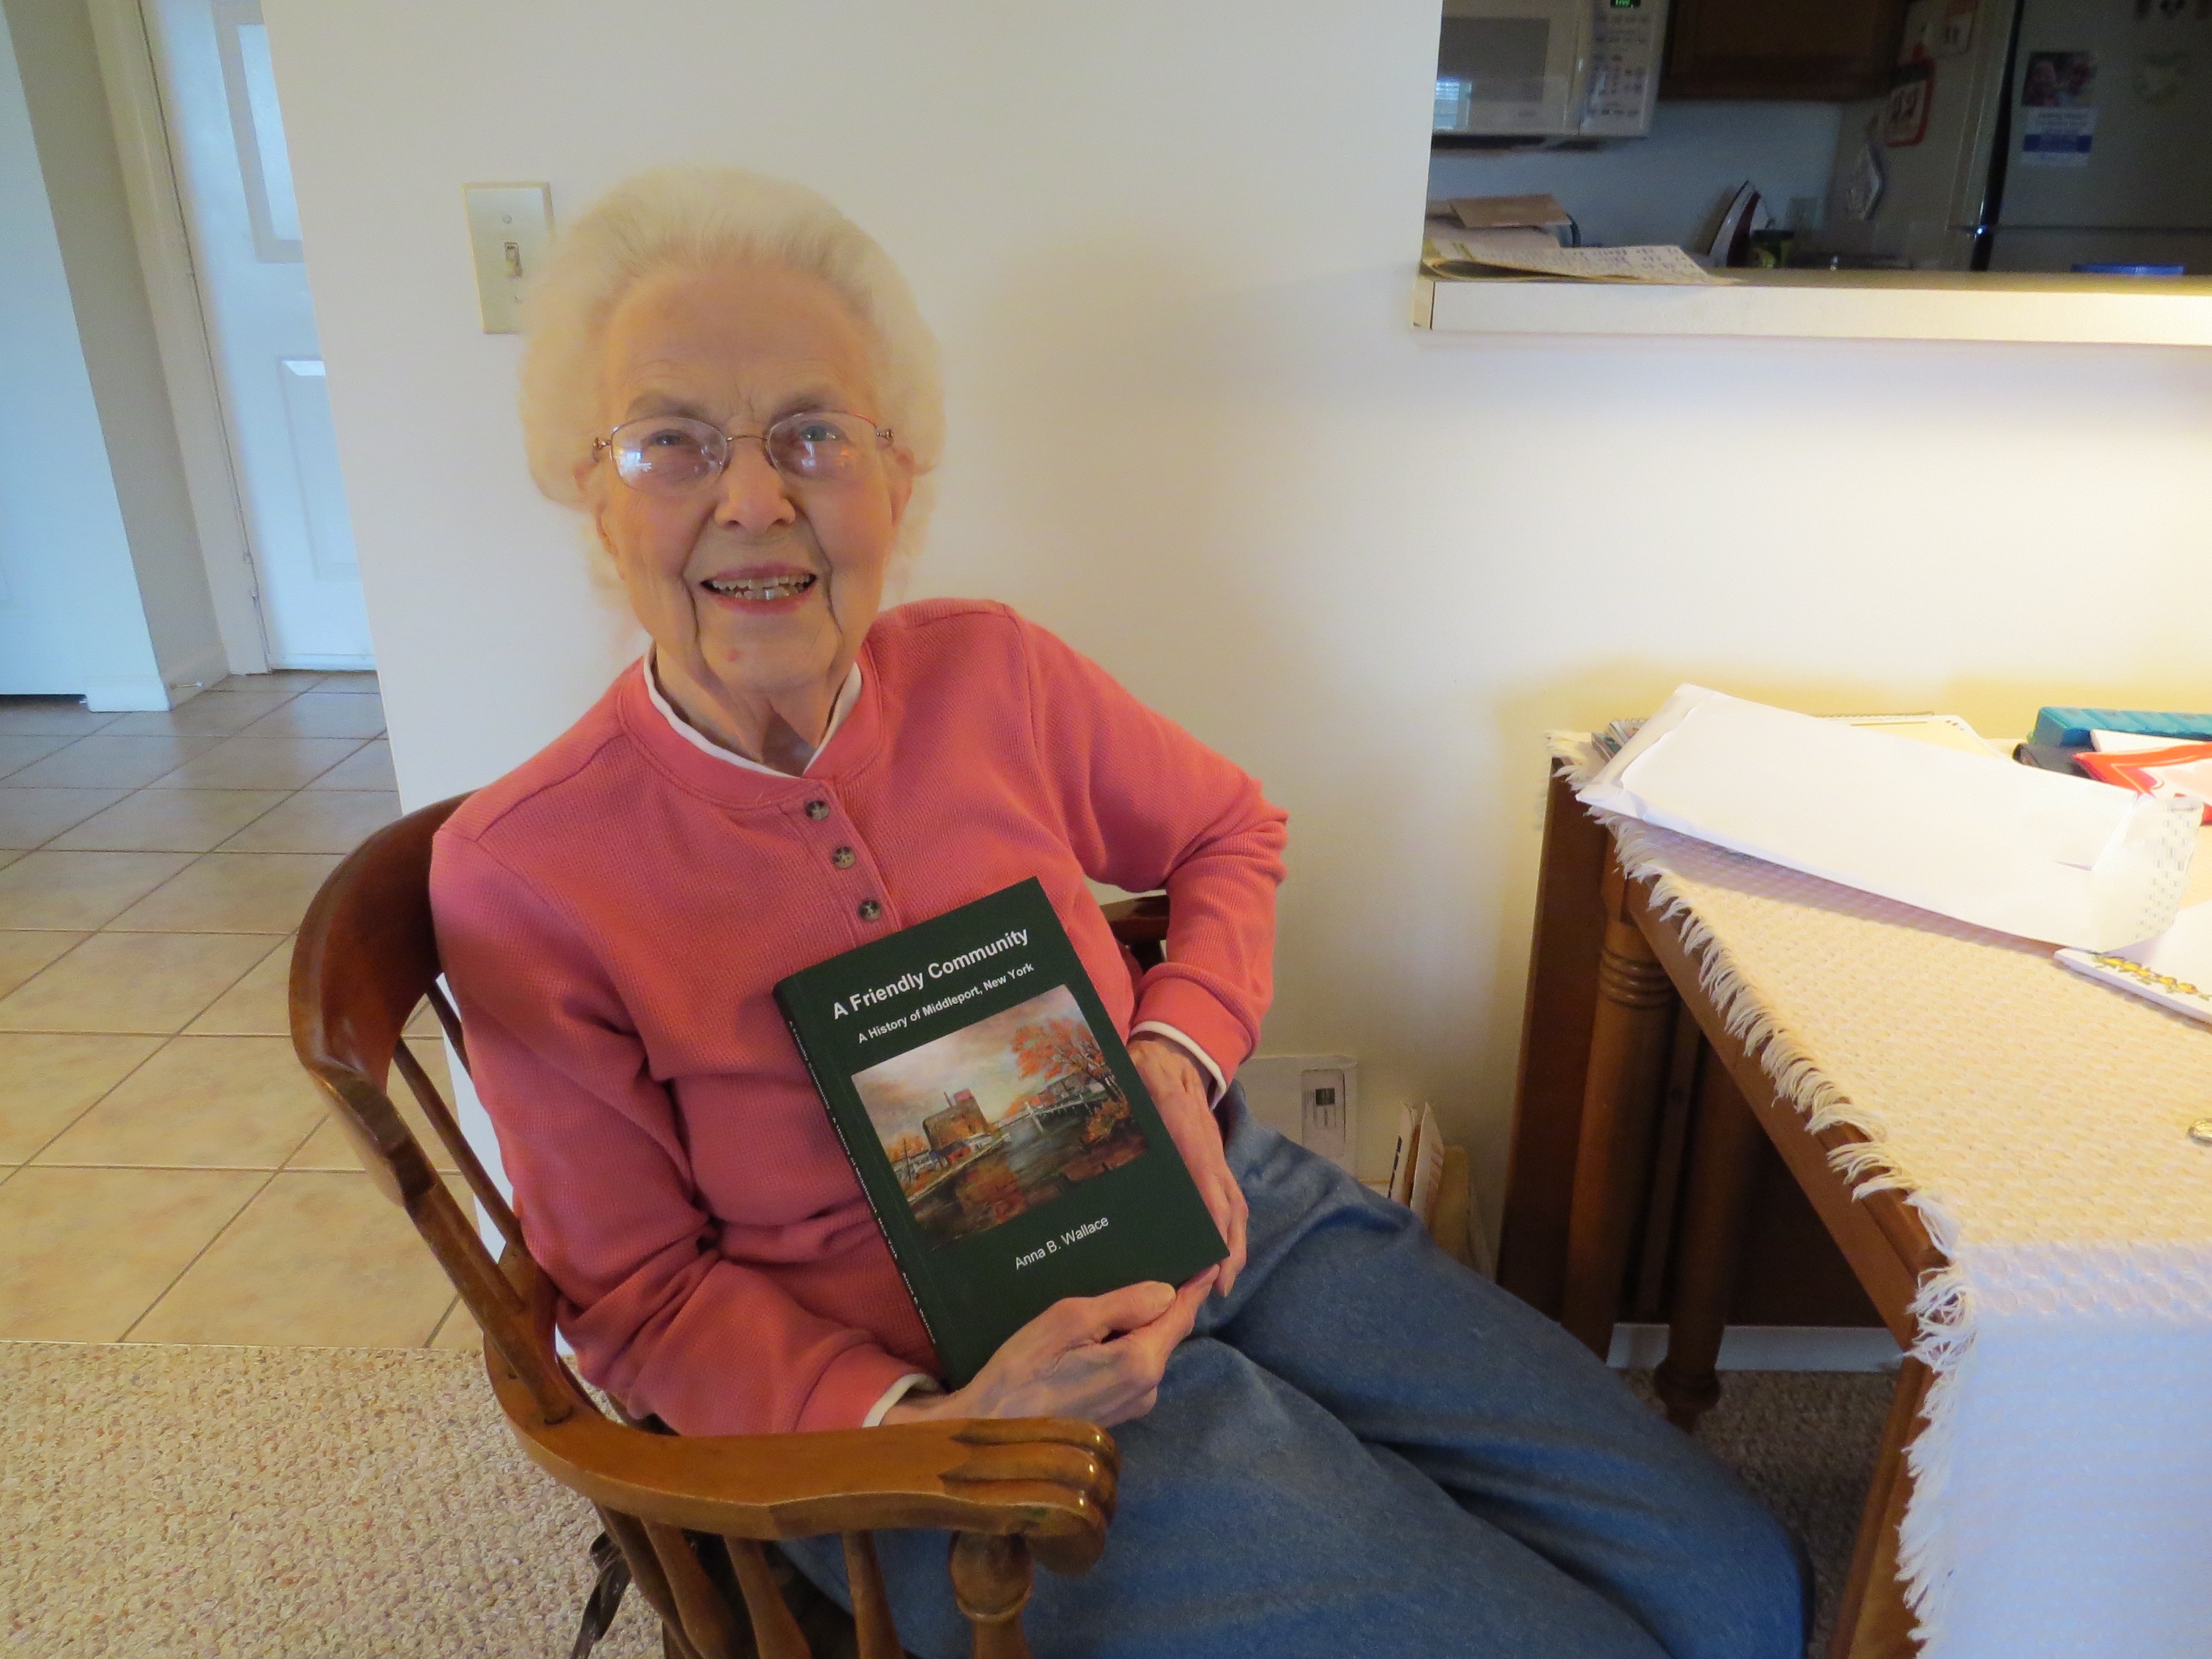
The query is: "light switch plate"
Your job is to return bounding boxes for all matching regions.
[462,183,552,334]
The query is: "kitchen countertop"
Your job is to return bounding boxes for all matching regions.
[1414,265,2212,346]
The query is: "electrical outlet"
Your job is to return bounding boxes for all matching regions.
[1301,1068,1348,1165]
[1235,1053,1359,1173]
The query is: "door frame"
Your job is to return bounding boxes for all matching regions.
[85,0,269,677]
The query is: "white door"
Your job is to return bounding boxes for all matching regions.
[146,0,372,669]
[0,6,103,691]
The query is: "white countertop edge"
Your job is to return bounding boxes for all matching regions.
[1413,272,2212,347]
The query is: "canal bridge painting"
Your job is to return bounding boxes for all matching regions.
[854,984,1149,1250]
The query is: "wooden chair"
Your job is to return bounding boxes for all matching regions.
[289,795,1126,1659]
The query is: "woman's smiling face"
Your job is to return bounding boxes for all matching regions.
[584,260,913,719]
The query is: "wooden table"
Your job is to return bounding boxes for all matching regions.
[1501,776,1941,1659]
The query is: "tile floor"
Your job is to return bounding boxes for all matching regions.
[0,672,482,1353]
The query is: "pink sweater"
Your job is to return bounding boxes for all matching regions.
[431,600,1288,1436]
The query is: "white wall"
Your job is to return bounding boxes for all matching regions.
[263,1,2212,1222]
[0,1,173,709]
[3,0,228,698]
[1430,100,1844,247]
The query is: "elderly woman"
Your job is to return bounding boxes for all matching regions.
[431,167,1803,1658]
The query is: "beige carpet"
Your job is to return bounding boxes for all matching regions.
[1644,1368,1899,1650]
[2,1341,660,1658]
[1,1342,1891,1657]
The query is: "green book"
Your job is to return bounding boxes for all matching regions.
[774,878,1226,1389]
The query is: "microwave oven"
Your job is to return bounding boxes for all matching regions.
[1433,0,1666,142]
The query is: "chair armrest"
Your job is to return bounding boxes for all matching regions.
[487,1357,1119,1574]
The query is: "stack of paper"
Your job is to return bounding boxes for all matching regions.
[1442,193,1574,232]
[1578,685,2200,951]
[1425,227,1726,285]
[1383,1103,1493,1275]
[2056,901,2212,1026]
[1422,192,1729,286]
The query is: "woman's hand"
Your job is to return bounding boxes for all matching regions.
[881,1270,1215,1428]
[1128,1034,1248,1296]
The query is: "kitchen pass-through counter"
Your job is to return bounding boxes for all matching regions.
[1415,267,2212,347]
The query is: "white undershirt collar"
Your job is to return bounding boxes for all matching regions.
[644,651,863,778]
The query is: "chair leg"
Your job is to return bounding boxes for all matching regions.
[949,1533,1034,1659]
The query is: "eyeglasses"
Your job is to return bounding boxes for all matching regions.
[592,410,894,495]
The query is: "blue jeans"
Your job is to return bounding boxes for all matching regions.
[784,1091,1806,1658]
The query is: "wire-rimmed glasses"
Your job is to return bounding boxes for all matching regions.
[592,410,894,494]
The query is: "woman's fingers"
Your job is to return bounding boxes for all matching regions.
[961,1257,1228,1426]
[1198,1168,1246,1296]
[1084,1274,1204,1375]
[1114,1268,1211,1378]
[1169,1265,1215,1332]
[1052,1280,1176,1345]
[1034,1273,1212,1425]
[1128,1035,1245,1297]
[1218,1177,1249,1296]
[956,1285,1167,1418]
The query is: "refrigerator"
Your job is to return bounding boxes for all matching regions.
[1812,0,2212,273]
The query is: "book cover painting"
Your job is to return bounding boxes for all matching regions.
[857,984,1150,1251]
[776,878,1224,1386]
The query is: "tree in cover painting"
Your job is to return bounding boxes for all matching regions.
[1010,1016,1113,1095]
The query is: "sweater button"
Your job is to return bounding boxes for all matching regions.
[805,799,831,821]
[832,846,856,869]
[858,899,883,922]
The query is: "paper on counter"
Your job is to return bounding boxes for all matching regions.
[1431,229,1729,285]
[1449,193,1572,230]
[1579,685,2199,951]
[1846,713,1999,759]
[2056,900,2212,1026]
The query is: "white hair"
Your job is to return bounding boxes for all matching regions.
[517,166,943,572]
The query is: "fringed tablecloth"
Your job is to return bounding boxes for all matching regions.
[1553,737,2212,1659]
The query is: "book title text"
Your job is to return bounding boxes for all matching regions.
[832,928,1031,1020]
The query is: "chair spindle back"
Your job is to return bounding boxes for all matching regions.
[288,794,575,1425]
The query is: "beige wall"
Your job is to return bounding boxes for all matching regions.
[262,1,2212,1217]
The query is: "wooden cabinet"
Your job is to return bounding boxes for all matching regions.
[1662,0,1913,101]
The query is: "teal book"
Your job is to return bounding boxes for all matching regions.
[2031,707,2212,748]
[774,879,1226,1388]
